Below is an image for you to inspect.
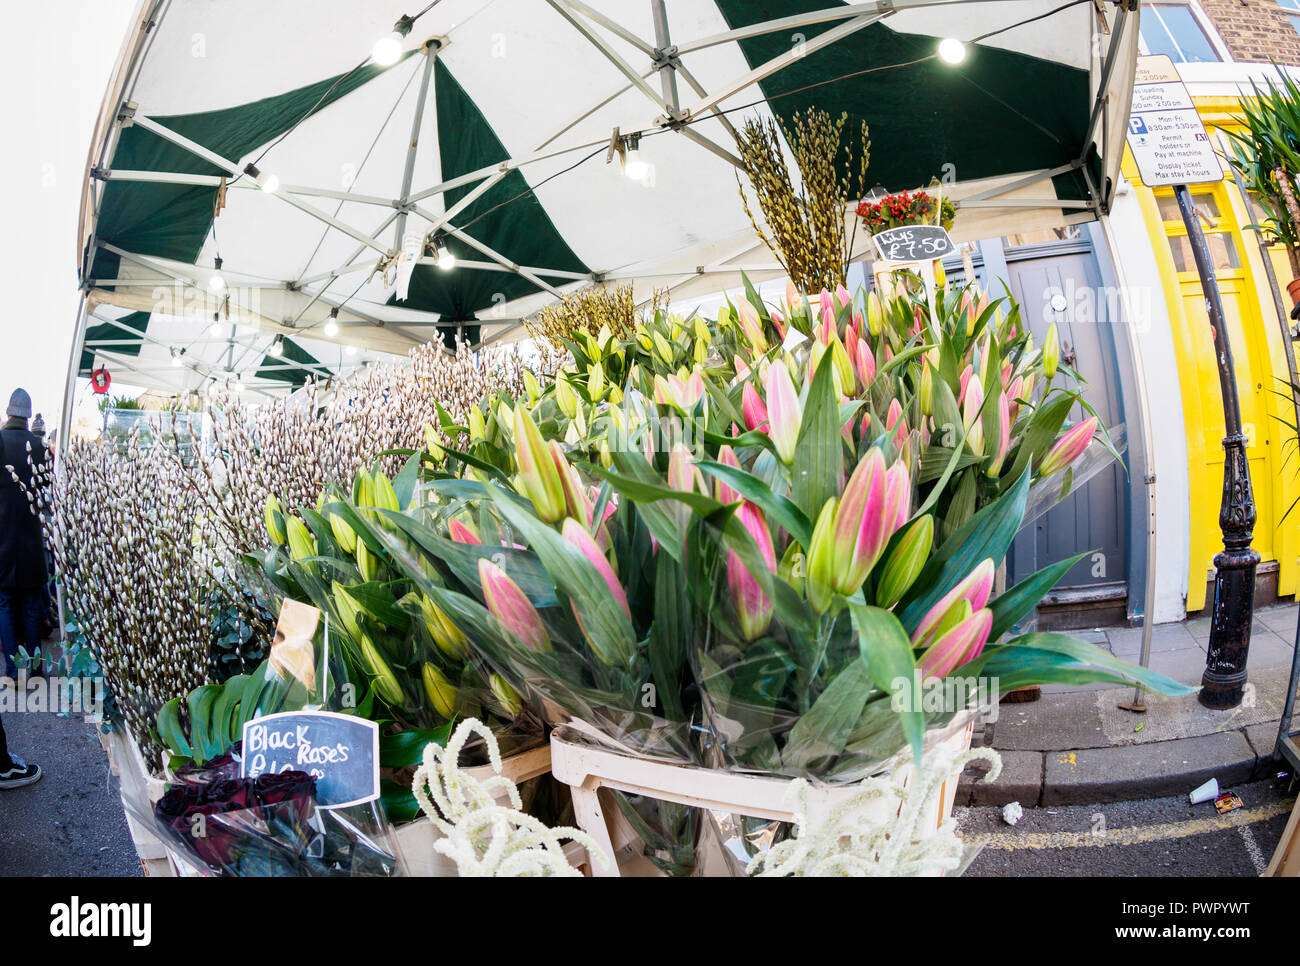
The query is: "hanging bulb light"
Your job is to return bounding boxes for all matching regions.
[938,38,966,64]
[270,335,285,357]
[234,376,246,393]
[170,347,184,367]
[324,307,340,338]
[435,238,456,271]
[373,15,414,66]
[623,133,648,181]
[208,256,226,292]
[345,343,358,357]
[209,312,223,338]
[244,162,279,193]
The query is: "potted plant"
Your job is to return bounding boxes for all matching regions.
[1220,68,1300,306]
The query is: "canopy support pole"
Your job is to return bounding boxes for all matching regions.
[394,42,439,249]
[1099,212,1160,714]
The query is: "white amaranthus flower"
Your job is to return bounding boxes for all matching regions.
[411,718,610,877]
[747,746,1003,877]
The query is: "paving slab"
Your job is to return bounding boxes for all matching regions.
[1106,622,1203,656]
[993,692,1107,751]
[1256,603,1299,639]
[1041,731,1256,805]
[957,750,1042,807]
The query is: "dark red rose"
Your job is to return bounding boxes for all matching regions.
[254,771,316,807]
[200,778,255,811]
[155,783,202,822]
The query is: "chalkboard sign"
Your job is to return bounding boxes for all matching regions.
[241,711,380,809]
[871,224,956,263]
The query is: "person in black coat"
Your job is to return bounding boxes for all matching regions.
[0,388,44,786]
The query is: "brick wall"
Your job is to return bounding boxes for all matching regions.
[1197,0,1300,64]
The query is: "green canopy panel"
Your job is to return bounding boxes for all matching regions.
[75,0,1138,397]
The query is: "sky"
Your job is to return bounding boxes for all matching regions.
[0,1,138,435]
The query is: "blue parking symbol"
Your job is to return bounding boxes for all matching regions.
[1129,116,1148,135]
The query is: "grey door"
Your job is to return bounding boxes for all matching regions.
[1002,240,1130,595]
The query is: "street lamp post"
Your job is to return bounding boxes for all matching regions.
[1173,184,1259,709]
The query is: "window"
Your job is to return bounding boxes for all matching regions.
[1280,0,1300,37]
[1139,4,1222,63]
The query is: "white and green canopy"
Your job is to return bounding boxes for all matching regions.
[76,0,1138,396]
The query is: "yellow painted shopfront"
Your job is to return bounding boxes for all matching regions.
[1122,95,1300,612]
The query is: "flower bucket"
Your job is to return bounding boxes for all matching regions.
[101,729,175,876]
[549,712,976,877]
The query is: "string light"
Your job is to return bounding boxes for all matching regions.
[623,133,647,181]
[324,307,340,337]
[373,15,413,66]
[435,239,456,271]
[170,347,184,367]
[269,335,285,357]
[208,256,225,291]
[938,38,966,64]
[244,162,279,194]
[209,312,223,338]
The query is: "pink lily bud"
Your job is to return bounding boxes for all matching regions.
[962,374,985,457]
[958,364,974,406]
[479,558,551,652]
[727,502,777,641]
[855,341,876,387]
[764,361,801,464]
[742,382,770,433]
[551,441,593,526]
[987,392,1012,477]
[734,356,752,382]
[830,448,888,594]
[1001,362,1013,388]
[561,518,630,618]
[668,443,707,495]
[819,288,834,329]
[736,297,767,352]
[886,399,904,432]
[785,279,799,312]
[883,460,911,533]
[844,321,860,365]
[1039,416,1097,477]
[514,406,566,523]
[919,608,994,680]
[449,519,480,545]
[715,445,742,504]
[912,558,996,648]
[834,283,851,311]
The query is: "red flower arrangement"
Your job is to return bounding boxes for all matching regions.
[856,188,955,234]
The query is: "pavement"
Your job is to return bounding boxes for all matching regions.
[0,700,141,877]
[957,600,1300,809]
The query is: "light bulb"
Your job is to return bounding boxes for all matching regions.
[234,378,246,393]
[372,16,413,66]
[260,172,279,194]
[270,337,285,357]
[372,33,403,66]
[624,149,648,181]
[209,319,223,337]
[345,343,358,357]
[938,38,966,64]
[170,348,183,367]
[324,318,340,337]
[208,273,225,292]
[435,242,456,271]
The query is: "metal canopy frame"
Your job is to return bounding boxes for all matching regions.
[77,0,1133,397]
